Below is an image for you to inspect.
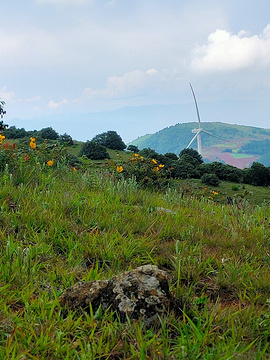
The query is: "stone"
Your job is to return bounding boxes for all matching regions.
[59,265,174,325]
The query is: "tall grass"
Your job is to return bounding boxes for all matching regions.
[0,162,269,359]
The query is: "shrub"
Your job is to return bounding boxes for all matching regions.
[79,141,109,160]
[201,173,220,186]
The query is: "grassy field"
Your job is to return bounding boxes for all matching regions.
[0,157,270,359]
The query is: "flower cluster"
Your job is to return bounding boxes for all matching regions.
[30,137,37,150]
[0,134,5,144]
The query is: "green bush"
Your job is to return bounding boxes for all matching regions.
[201,173,220,186]
[79,140,110,160]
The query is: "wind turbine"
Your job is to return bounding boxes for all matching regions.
[187,83,233,157]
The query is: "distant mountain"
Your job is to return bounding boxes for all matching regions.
[129,122,270,168]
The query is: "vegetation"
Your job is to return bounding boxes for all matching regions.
[0,128,270,358]
[239,139,270,155]
[92,130,126,150]
[79,140,110,160]
[129,122,270,156]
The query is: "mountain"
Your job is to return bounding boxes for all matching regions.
[129,122,270,169]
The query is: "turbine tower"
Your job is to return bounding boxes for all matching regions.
[187,83,232,157]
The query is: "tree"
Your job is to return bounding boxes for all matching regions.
[179,148,203,164]
[201,173,220,186]
[243,162,270,186]
[0,98,8,130]
[92,131,126,150]
[39,127,59,140]
[59,133,74,145]
[79,140,110,160]
[127,145,139,153]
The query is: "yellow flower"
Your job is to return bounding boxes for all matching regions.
[30,141,36,149]
[30,137,36,142]
[152,158,157,164]
[73,167,77,171]
[134,153,139,157]
[140,156,143,160]
[116,165,123,173]
[47,160,54,167]
[0,134,5,144]
[159,164,164,168]
[153,166,160,172]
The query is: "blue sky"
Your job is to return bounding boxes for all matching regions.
[1,0,270,141]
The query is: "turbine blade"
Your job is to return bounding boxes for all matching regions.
[189,83,201,129]
[201,129,235,143]
[187,133,199,148]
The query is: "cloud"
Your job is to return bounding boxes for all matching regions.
[83,68,159,99]
[36,0,93,4]
[47,99,68,109]
[0,86,15,102]
[191,24,270,72]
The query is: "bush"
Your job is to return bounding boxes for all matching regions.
[92,131,126,150]
[79,141,109,160]
[201,173,220,186]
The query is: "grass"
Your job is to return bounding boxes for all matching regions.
[0,163,270,359]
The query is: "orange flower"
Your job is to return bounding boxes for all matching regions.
[116,165,123,173]
[134,153,139,157]
[30,141,36,149]
[47,160,54,167]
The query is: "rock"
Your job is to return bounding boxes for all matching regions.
[59,265,174,325]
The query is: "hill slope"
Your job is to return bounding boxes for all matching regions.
[129,122,270,168]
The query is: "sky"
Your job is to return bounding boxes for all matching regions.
[1,0,270,142]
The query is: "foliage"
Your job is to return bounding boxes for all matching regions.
[239,139,270,155]
[0,98,6,120]
[243,162,270,186]
[179,148,203,164]
[79,140,110,160]
[199,162,243,183]
[3,126,27,139]
[92,130,126,150]
[39,127,59,140]
[59,133,74,145]
[129,121,270,155]
[107,153,167,189]
[201,173,220,186]
[127,144,139,153]
[0,148,270,358]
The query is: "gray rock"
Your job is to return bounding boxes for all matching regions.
[59,265,174,325]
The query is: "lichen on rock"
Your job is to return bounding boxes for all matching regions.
[59,265,175,326]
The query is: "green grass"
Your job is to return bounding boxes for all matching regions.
[0,165,270,359]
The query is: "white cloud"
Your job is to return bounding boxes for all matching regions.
[36,0,93,4]
[191,24,270,72]
[47,99,68,109]
[0,86,15,102]
[83,68,159,99]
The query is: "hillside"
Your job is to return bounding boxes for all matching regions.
[129,122,270,168]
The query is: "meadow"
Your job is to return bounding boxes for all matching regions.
[0,140,270,359]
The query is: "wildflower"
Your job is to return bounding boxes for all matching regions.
[30,141,36,149]
[116,165,123,173]
[30,137,36,142]
[140,156,143,160]
[4,142,9,148]
[73,167,77,171]
[134,153,139,157]
[212,191,219,196]
[47,160,54,167]
[159,164,164,168]
[0,134,5,144]
[152,158,157,164]
[153,166,160,172]
[204,187,207,191]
